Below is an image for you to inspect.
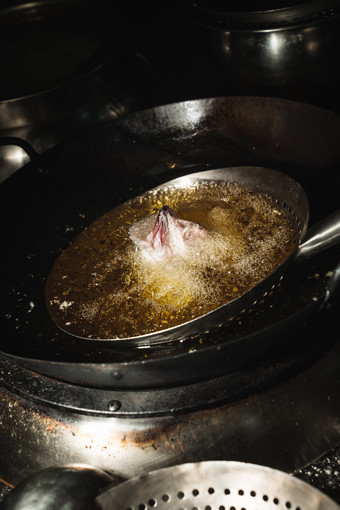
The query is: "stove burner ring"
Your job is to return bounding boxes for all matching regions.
[0,327,336,417]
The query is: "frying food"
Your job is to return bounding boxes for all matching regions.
[45,180,298,340]
[129,205,208,262]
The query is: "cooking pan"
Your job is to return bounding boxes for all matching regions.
[1,96,340,388]
[43,164,340,345]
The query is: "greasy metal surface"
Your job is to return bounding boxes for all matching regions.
[97,461,340,510]
[0,333,339,487]
[0,321,333,416]
[1,96,340,387]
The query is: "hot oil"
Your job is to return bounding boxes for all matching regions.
[45,181,298,339]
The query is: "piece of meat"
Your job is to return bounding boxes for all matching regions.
[129,205,207,261]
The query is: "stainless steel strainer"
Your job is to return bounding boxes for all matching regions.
[96,461,339,510]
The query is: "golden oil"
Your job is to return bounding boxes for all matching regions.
[45,181,298,339]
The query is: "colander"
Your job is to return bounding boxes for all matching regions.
[96,461,339,510]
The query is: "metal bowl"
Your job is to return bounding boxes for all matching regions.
[188,0,340,96]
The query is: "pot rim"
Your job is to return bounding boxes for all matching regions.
[188,0,340,30]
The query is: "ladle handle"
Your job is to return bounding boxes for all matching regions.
[296,209,340,261]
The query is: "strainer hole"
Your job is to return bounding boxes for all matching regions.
[162,494,170,502]
[263,495,269,501]
[230,506,236,510]
[177,491,185,500]
[219,506,225,510]
[250,491,256,497]
[208,487,215,494]
[238,490,244,496]
[296,507,301,510]
[224,489,231,495]
[285,502,292,508]
[139,505,146,510]
[205,506,212,510]
[192,489,199,497]
[273,498,279,505]
[148,499,156,507]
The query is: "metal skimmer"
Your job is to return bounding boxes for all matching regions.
[96,461,339,510]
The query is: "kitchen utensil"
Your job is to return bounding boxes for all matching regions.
[44,165,340,346]
[97,460,340,510]
[3,461,338,510]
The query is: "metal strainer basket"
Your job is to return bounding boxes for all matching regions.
[96,461,339,510]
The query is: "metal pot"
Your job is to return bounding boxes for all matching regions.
[0,0,139,128]
[0,0,147,182]
[188,0,340,97]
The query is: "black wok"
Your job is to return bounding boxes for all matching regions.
[1,96,340,389]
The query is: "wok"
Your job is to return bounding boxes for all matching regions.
[1,96,340,389]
